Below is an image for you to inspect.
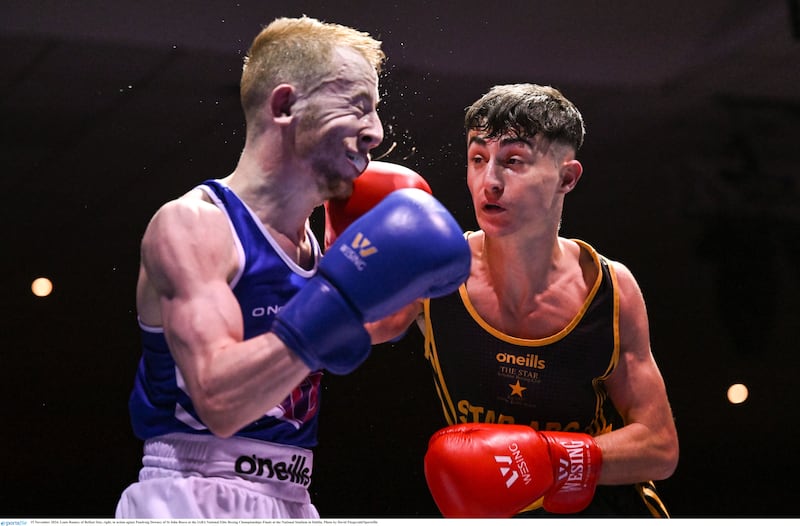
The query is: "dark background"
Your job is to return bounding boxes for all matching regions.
[3,0,799,518]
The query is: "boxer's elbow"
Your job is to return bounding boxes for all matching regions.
[652,429,679,480]
[194,400,241,439]
[189,383,245,439]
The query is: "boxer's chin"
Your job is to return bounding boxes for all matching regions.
[321,174,353,201]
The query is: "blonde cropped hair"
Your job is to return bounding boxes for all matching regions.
[240,16,384,121]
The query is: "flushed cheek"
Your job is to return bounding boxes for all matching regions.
[466,174,483,197]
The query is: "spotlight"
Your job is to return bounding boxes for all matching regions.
[31,277,53,297]
[727,383,749,405]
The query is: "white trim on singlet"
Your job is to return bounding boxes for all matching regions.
[198,181,319,281]
[197,183,248,288]
[138,318,164,333]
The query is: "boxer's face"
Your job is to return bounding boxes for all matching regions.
[295,47,383,199]
[466,129,568,237]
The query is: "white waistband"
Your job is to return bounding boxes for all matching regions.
[141,433,313,501]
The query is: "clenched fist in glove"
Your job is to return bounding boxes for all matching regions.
[424,423,603,517]
[324,160,432,248]
[273,188,470,375]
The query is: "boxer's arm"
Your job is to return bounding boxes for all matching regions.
[365,300,423,344]
[140,195,311,438]
[324,160,434,344]
[595,261,679,484]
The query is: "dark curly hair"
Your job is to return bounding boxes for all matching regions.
[464,84,585,152]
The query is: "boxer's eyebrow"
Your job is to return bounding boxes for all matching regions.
[499,136,533,148]
[467,135,533,149]
[467,135,487,147]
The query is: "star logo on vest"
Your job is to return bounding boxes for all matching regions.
[509,380,527,397]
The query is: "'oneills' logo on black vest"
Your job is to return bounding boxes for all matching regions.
[338,232,377,270]
[235,453,311,487]
[496,352,546,370]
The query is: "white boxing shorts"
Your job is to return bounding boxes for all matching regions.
[116,433,319,519]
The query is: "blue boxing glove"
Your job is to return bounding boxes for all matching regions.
[272,188,471,374]
[322,188,471,321]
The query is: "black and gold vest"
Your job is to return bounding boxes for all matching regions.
[423,239,623,436]
[422,238,670,517]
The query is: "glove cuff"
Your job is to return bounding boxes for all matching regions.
[541,431,603,514]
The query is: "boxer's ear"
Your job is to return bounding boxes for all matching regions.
[559,159,583,193]
[270,84,297,124]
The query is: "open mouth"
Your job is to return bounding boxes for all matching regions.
[346,151,367,173]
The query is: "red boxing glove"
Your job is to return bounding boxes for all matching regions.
[324,160,432,249]
[540,431,603,514]
[424,423,602,518]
